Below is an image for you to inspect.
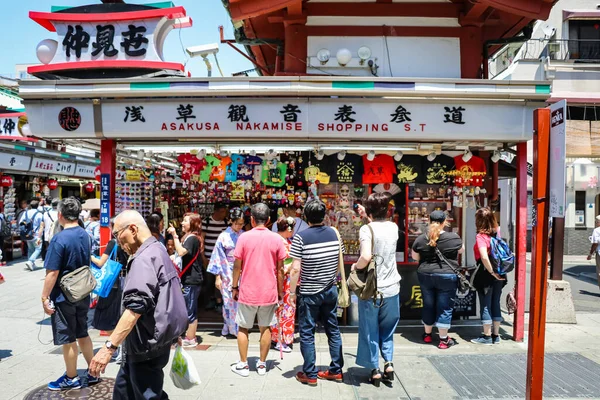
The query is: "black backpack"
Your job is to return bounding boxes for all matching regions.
[19,210,40,241]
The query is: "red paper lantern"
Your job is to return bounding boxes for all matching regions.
[94,166,101,183]
[84,182,96,193]
[0,175,13,187]
[47,179,58,190]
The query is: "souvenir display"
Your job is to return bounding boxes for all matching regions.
[115,181,154,217]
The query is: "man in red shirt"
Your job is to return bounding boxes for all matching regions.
[231,203,286,377]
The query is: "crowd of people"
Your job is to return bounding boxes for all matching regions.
[2,191,508,398]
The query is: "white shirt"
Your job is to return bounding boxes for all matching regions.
[592,227,600,255]
[359,221,401,298]
[43,209,59,241]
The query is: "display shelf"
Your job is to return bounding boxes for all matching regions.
[408,199,451,203]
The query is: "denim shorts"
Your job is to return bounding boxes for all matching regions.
[182,285,201,323]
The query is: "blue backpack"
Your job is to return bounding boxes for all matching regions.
[489,234,515,275]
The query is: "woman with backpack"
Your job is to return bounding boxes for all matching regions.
[471,207,506,345]
[412,210,463,349]
[167,213,204,348]
[352,192,401,387]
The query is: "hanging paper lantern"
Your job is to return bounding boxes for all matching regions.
[1,175,13,187]
[94,166,101,182]
[47,179,58,190]
[84,182,96,193]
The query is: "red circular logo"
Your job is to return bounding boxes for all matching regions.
[47,179,58,190]
[1,175,13,187]
[58,107,81,132]
[84,182,96,193]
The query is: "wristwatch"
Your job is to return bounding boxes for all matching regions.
[232,286,239,290]
[105,340,118,351]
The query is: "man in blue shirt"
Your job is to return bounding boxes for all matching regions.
[41,197,97,391]
[19,199,44,271]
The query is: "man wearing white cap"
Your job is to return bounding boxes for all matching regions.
[586,215,600,289]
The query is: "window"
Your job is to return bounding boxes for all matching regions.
[568,20,600,60]
[575,190,586,226]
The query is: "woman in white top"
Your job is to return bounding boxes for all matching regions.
[352,192,401,387]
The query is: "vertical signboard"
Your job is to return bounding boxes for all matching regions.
[549,100,566,218]
[100,174,110,227]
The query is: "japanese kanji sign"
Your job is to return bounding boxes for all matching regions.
[0,113,27,138]
[29,157,75,176]
[100,174,111,227]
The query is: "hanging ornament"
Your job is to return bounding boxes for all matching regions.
[84,182,96,193]
[94,166,101,182]
[1,175,13,187]
[47,179,58,190]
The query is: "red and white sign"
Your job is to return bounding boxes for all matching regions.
[1,176,13,187]
[28,5,191,76]
[84,182,96,193]
[47,179,59,190]
[94,166,101,182]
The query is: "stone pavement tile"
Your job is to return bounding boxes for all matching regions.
[200,378,263,399]
[394,355,460,400]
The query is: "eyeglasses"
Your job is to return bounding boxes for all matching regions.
[112,225,130,241]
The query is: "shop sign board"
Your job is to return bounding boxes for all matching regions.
[29,157,75,176]
[25,101,95,137]
[74,163,96,179]
[549,100,567,218]
[0,113,26,139]
[125,170,142,181]
[99,99,535,142]
[0,152,31,171]
[100,173,110,227]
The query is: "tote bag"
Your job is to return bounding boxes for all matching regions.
[91,246,123,298]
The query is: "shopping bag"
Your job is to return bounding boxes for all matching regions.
[170,345,201,390]
[91,246,123,298]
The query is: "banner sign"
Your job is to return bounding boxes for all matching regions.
[0,113,26,139]
[74,163,96,179]
[549,100,567,218]
[100,174,110,227]
[0,152,31,171]
[29,157,75,176]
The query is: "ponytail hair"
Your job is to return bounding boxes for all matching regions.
[428,222,445,247]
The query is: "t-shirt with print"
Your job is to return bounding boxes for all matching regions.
[310,156,331,184]
[453,155,486,187]
[202,217,228,258]
[199,155,221,182]
[239,155,260,181]
[225,154,245,182]
[412,232,462,275]
[44,226,91,303]
[244,155,263,183]
[359,222,401,297]
[233,227,287,306]
[363,154,397,184]
[394,155,422,184]
[177,153,208,181]
[261,159,287,187]
[422,154,454,185]
[328,153,363,184]
[211,156,231,182]
[290,226,344,296]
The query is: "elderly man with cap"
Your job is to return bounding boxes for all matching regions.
[89,210,188,399]
[587,215,600,289]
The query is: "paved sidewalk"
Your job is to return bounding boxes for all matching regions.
[1,260,600,399]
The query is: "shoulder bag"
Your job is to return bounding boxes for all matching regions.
[60,265,97,303]
[347,224,383,306]
[179,235,200,279]
[432,244,474,295]
[332,227,350,308]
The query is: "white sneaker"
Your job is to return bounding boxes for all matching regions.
[231,361,250,377]
[256,361,268,376]
[275,342,292,353]
[181,338,197,348]
[25,261,34,271]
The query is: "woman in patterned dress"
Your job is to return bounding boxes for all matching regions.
[270,216,296,353]
[207,208,245,337]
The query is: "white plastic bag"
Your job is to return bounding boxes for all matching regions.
[170,345,201,390]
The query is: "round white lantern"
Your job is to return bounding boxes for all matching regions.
[36,39,58,65]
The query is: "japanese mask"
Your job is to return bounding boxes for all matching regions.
[339,184,351,199]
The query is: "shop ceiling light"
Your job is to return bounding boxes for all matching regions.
[427,152,437,162]
[336,48,352,66]
[394,151,404,161]
[137,150,145,159]
[357,46,372,65]
[491,151,501,163]
[316,48,331,65]
[123,145,216,153]
[319,145,415,151]
[220,145,314,153]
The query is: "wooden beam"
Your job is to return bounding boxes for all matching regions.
[479,0,553,20]
[459,2,489,26]
[229,0,301,22]
[306,25,461,37]
[306,2,459,18]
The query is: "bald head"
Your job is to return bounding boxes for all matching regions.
[114,210,154,255]
[115,210,148,232]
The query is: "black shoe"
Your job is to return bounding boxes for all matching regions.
[382,362,394,382]
[369,369,381,387]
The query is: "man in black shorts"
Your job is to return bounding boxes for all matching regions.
[41,197,97,391]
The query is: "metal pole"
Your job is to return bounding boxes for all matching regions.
[550,217,564,280]
[526,108,551,400]
[513,142,527,342]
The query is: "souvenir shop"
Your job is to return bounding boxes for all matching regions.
[20,75,544,325]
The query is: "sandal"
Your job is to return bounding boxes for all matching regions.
[383,362,394,382]
[369,369,381,387]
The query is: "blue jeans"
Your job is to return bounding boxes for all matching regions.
[27,239,42,264]
[477,279,504,325]
[298,285,344,379]
[356,294,400,370]
[418,273,458,329]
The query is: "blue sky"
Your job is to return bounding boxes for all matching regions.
[0,0,256,78]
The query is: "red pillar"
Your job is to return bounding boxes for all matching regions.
[513,142,527,342]
[100,139,116,251]
[527,108,551,400]
[460,26,482,79]
[283,15,307,74]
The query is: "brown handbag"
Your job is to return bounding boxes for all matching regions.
[332,227,350,308]
[347,224,383,306]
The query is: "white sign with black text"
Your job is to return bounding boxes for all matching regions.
[549,100,567,218]
[0,153,31,171]
[30,157,76,176]
[75,163,97,179]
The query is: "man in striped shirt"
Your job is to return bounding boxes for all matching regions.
[289,200,344,386]
[202,203,229,311]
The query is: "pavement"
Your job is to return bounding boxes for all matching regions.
[1,258,600,400]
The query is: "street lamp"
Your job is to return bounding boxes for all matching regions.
[185,43,223,77]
